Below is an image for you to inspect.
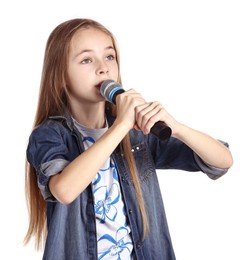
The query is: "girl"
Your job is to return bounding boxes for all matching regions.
[24,18,233,260]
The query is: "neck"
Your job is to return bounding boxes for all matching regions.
[70,102,106,129]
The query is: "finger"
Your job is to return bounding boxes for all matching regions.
[134,123,141,131]
[137,102,164,134]
[116,89,146,107]
[134,102,155,127]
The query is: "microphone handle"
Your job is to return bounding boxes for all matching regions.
[150,121,172,141]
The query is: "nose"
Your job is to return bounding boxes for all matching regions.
[96,61,109,75]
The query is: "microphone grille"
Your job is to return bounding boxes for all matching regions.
[100,80,123,103]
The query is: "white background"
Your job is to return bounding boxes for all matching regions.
[0,0,250,259]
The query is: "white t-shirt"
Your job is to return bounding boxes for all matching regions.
[73,118,133,259]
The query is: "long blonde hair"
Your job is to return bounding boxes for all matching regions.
[24,18,148,250]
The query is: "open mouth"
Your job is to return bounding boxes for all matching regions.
[95,82,103,91]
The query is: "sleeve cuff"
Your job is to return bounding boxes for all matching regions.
[37,158,69,202]
[193,140,230,180]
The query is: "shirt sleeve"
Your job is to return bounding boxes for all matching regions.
[146,133,230,179]
[148,135,202,171]
[193,140,230,180]
[26,123,71,202]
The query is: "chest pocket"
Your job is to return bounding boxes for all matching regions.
[130,142,155,183]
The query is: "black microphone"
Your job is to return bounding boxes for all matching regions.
[100,79,172,141]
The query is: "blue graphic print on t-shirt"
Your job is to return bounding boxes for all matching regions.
[94,183,120,224]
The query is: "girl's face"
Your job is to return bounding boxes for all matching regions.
[67,27,119,106]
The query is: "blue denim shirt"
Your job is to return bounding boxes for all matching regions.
[26,111,229,260]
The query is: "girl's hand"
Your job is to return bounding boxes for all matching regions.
[135,101,179,136]
[114,89,146,131]
[115,92,181,136]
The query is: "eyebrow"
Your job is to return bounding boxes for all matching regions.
[74,46,115,59]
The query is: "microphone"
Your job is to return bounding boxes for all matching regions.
[100,80,172,141]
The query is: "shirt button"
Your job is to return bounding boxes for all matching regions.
[136,243,141,249]
[129,209,133,214]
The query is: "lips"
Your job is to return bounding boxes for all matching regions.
[95,80,108,91]
[95,82,103,91]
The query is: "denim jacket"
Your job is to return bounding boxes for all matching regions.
[26,110,229,260]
